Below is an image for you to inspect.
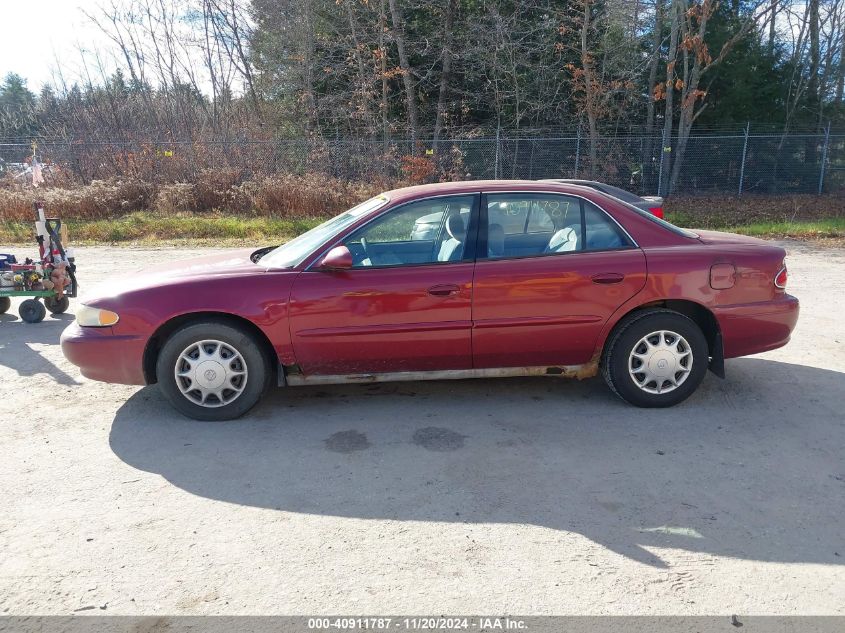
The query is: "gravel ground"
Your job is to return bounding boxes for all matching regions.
[0,242,843,615]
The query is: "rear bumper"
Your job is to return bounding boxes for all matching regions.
[60,322,148,385]
[715,294,800,359]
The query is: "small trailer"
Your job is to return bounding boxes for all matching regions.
[0,203,78,323]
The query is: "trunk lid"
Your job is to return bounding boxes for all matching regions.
[694,229,772,247]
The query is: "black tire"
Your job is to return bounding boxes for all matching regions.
[156,320,273,421]
[44,295,70,314]
[19,298,47,323]
[601,309,709,408]
[0,296,10,314]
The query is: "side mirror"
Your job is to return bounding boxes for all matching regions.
[318,245,353,270]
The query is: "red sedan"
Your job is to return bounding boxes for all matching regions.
[61,181,799,420]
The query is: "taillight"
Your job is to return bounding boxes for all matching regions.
[774,265,788,289]
[649,207,664,219]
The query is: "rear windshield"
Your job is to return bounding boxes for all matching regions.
[597,184,644,204]
[542,180,642,204]
[612,197,699,239]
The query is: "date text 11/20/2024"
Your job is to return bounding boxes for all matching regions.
[307,618,527,630]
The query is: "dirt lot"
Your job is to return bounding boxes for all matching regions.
[1,242,843,615]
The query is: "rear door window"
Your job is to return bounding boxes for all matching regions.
[583,203,632,251]
[483,193,633,259]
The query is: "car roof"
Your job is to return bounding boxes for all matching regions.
[383,179,608,205]
[544,179,604,186]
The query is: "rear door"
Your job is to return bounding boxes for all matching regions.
[472,192,647,368]
[288,194,479,375]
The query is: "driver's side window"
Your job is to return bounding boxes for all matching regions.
[343,195,475,268]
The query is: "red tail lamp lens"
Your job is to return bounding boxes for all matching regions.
[650,207,664,219]
[774,266,788,289]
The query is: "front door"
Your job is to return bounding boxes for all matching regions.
[289,194,479,375]
[472,192,647,368]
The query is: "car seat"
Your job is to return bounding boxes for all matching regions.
[487,223,505,258]
[438,214,466,262]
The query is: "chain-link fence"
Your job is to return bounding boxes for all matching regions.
[1,128,843,196]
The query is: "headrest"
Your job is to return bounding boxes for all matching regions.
[446,214,466,240]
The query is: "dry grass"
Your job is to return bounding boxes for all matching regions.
[0,212,322,244]
[665,193,845,228]
[0,173,385,222]
[3,212,843,247]
[0,179,156,221]
[243,174,381,217]
[1,176,843,245]
[713,218,845,240]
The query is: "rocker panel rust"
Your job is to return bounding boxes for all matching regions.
[282,361,599,386]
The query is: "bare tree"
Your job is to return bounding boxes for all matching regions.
[387,0,419,143]
[433,0,457,150]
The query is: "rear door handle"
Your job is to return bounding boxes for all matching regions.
[591,273,625,285]
[427,284,461,296]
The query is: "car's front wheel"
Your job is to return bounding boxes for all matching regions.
[156,320,272,421]
[601,309,709,408]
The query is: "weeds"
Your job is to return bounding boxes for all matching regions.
[0,212,323,244]
[724,218,845,239]
[665,194,845,228]
[0,173,385,222]
[1,176,843,245]
[3,212,843,246]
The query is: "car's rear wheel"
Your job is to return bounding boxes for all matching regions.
[601,309,709,408]
[0,296,10,314]
[156,320,272,421]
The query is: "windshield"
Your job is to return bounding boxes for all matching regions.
[260,195,389,268]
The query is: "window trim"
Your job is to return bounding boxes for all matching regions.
[305,192,481,272]
[478,191,639,262]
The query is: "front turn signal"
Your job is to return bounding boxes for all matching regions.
[76,304,120,327]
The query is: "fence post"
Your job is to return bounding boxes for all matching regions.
[738,122,750,196]
[574,126,581,178]
[818,121,831,195]
[657,127,666,198]
[494,126,501,179]
[528,138,536,179]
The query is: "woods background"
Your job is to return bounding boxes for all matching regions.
[0,0,844,222]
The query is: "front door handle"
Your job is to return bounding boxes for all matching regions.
[427,284,461,297]
[591,273,625,285]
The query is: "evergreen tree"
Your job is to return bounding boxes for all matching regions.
[0,73,38,139]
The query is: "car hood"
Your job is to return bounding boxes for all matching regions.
[81,248,268,303]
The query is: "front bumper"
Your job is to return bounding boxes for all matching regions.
[715,293,800,359]
[60,321,148,385]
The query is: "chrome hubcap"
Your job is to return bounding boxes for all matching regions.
[174,340,248,408]
[628,330,693,394]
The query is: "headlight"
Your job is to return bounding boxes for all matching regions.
[76,304,120,327]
